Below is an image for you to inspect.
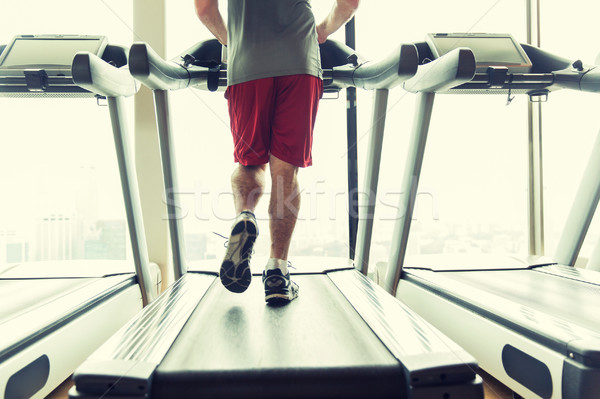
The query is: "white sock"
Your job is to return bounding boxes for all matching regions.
[265,258,288,275]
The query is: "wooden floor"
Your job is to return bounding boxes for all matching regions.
[46,378,73,398]
[47,370,514,398]
[480,369,514,399]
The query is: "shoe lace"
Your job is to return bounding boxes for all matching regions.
[213,231,256,256]
[213,231,229,248]
[212,233,295,267]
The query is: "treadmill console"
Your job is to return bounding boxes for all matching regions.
[426,33,532,73]
[0,34,107,77]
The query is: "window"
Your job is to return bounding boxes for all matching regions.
[541,2,600,264]
[361,1,529,266]
[165,1,530,267]
[165,1,352,262]
[0,0,134,266]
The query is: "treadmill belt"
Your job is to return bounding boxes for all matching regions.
[153,274,405,399]
[0,278,95,320]
[441,268,600,333]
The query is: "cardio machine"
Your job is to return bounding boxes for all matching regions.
[69,39,485,399]
[0,34,158,399]
[356,32,600,399]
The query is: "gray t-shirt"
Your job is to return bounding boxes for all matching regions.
[227,0,322,86]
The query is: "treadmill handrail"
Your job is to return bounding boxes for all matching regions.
[349,44,418,90]
[129,42,201,91]
[72,52,139,98]
[71,47,157,305]
[403,47,476,93]
[554,64,600,93]
[129,40,420,92]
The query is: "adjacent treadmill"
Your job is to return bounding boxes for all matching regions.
[0,35,158,399]
[69,39,485,399]
[356,32,600,399]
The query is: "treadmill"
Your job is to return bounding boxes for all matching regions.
[0,34,158,399]
[356,32,600,399]
[69,40,484,399]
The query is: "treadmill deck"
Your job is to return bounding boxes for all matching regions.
[154,274,403,398]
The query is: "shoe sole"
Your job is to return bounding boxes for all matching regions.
[220,218,257,293]
[265,281,299,305]
[265,293,297,305]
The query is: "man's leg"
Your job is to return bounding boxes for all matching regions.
[261,75,321,304]
[221,78,273,294]
[232,163,267,213]
[220,164,266,293]
[268,155,299,260]
[262,154,301,304]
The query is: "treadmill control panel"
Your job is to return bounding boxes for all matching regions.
[0,34,108,77]
[426,33,532,73]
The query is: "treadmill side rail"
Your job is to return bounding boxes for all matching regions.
[70,359,155,397]
[72,273,215,397]
[567,339,600,368]
[563,357,600,399]
[328,269,482,395]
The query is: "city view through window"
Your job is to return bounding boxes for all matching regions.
[1,1,599,269]
[0,98,130,264]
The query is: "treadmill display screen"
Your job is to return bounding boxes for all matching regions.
[0,36,107,69]
[426,33,532,72]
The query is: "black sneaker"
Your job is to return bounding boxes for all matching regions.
[262,268,299,304]
[220,211,258,293]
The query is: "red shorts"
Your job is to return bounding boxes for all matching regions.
[225,74,323,167]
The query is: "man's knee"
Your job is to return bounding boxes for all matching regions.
[236,163,267,175]
[246,162,268,170]
[269,154,298,177]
